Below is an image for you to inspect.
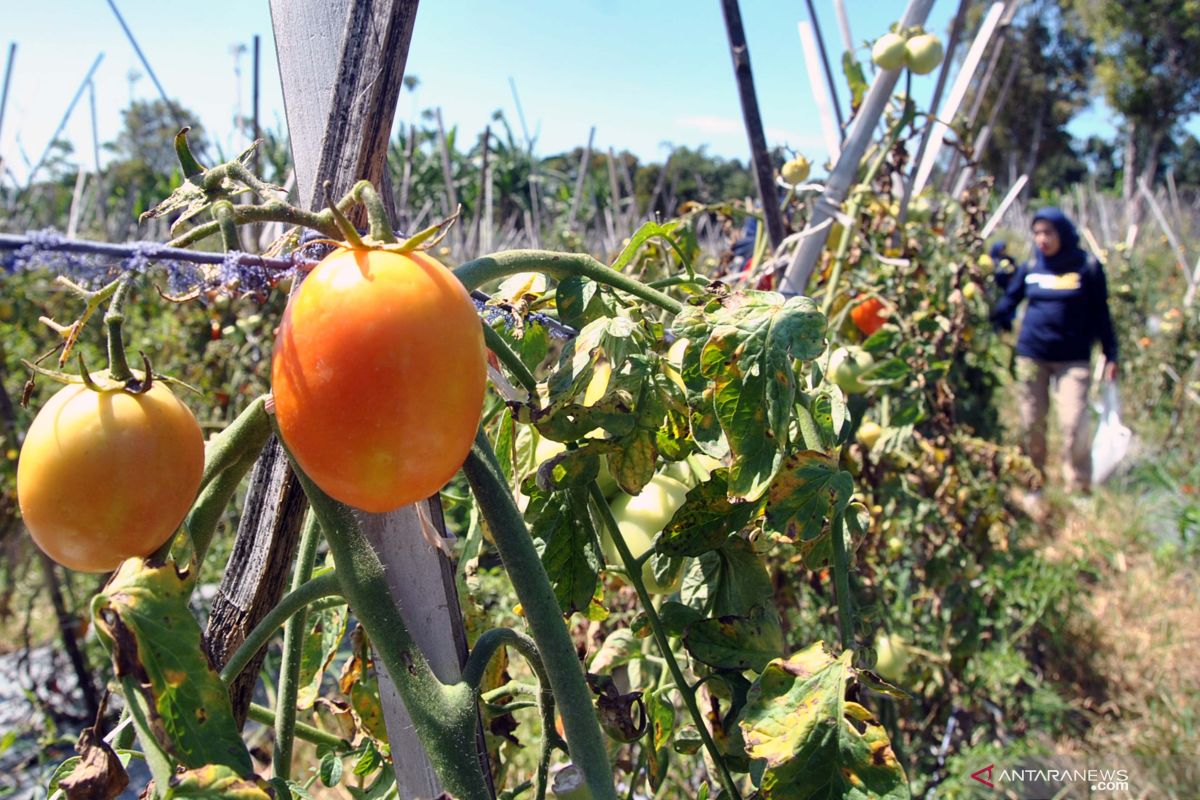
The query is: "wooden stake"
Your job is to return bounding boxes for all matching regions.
[720,0,786,250]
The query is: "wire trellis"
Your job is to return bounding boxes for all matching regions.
[0,229,578,338]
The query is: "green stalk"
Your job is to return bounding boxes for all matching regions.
[829,510,855,649]
[462,431,618,800]
[290,453,492,800]
[177,397,272,564]
[102,274,135,382]
[247,703,349,750]
[219,571,342,686]
[455,250,683,315]
[274,510,322,781]
[821,114,910,318]
[482,323,538,396]
[463,627,564,800]
[586,483,743,800]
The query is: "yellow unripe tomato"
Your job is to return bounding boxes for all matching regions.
[18,381,204,572]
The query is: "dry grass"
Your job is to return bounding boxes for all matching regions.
[1045,493,1200,799]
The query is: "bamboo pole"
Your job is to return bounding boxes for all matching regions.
[567,126,595,230]
[910,2,1005,198]
[720,0,787,250]
[797,21,842,161]
[802,0,844,131]
[779,0,937,296]
[897,0,970,221]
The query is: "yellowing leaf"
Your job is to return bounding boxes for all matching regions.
[739,642,908,799]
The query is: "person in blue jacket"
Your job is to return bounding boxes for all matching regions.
[991,207,1118,493]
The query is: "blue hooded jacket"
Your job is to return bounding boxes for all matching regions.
[991,207,1118,363]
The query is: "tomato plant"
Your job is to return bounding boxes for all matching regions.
[271,246,487,512]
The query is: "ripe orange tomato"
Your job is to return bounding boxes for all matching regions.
[17,381,204,572]
[850,297,886,336]
[272,247,486,512]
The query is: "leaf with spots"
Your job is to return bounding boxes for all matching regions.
[338,626,389,746]
[532,489,602,614]
[90,559,256,782]
[296,596,348,710]
[163,765,272,799]
[656,469,765,557]
[677,291,826,500]
[682,604,784,672]
[645,689,676,792]
[738,642,909,800]
[765,452,855,567]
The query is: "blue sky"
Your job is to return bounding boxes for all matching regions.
[0,1,1163,185]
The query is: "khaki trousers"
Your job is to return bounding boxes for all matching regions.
[1017,357,1092,492]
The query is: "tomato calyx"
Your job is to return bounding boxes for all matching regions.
[318,179,461,258]
[21,352,200,400]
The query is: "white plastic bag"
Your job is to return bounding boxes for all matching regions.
[1091,381,1131,486]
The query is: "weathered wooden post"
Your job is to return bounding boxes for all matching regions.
[203,3,487,796]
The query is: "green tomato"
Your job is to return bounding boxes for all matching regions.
[885,536,903,559]
[872,32,907,71]
[602,474,690,594]
[828,346,875,394]
[904,33,944,75]
[874,632,910,682]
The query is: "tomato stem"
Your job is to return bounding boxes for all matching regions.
[323,181,366,249]
[463,431,619,800]
[482,322,538,397]
[586,483,745,800]
[246,703,349,750]
[102,273,135,383]
[219,570,343,686]
[463,627,566,800]
[454,250,684,315]
[274,509,322,781]
[288,445,493,800]
[213,200,242,251]
[829,509,856,650]
[820,111,908,319]
[349,180,398,244]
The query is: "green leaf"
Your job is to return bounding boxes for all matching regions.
[683,605,784,672]
[859,357,909,387]
[607,429,658,495]
[320,753,343,787]
[557,275,616,329]
[646,689,676,792]
[534,491,602,614]
[843,52,868,112]
[297,602,348,710]
[765,453,854,567]
[738,642,909,800]
[658,601,704,637]
[91,559,255,779]
[657,470,764,557]
[681,536,774,617]
[611,219,690,274]
[682,291,826,500]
